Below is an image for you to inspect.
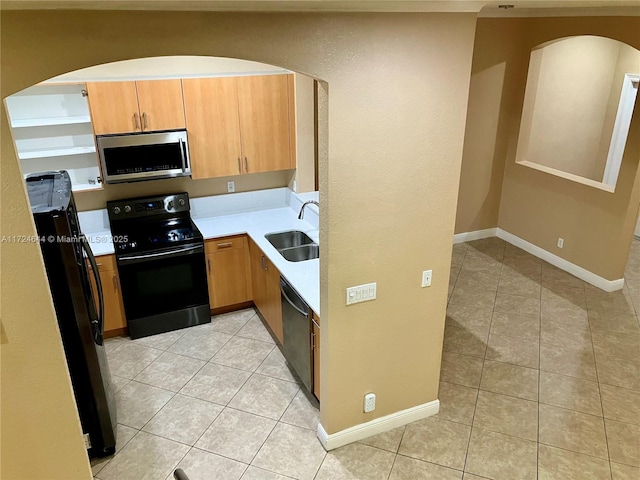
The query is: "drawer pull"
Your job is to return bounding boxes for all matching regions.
[112,274,118,291]
[217,242,233,248]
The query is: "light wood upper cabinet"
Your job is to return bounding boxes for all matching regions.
[183,74,296,180]
[237,74,292,174]
[86,82,140,135]
[135,80,186,132]
[86,79,185,135]
[182,77,243,179]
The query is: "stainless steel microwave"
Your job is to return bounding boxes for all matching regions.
[97,129,191,184]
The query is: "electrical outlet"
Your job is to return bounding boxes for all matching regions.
[557,237,564,248]
[292,180,297,192]
[364,393,376,413]
[227,181,235,193]
[421,270,432,287]
[346,283,377,305]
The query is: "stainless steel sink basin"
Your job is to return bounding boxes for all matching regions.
[265,230,319,262]
[265,230,315,250]
[280,244,320,262]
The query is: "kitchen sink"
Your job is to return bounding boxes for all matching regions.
[280,244,320,262]
[265,230,315,250]
[265,230,319,262]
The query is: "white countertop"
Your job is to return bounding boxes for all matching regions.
[80,188,320,315]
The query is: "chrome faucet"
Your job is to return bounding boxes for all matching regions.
[298,200,319,220]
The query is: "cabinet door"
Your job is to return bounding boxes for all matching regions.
[100,270,127,332]
[135,79,186,132]
[88,256,127,334]
[206,237,251,308]
[265,257,283,344]
[86,81,141,134]
[312,314,320,400]
[182,77,242,179]
[249,239,270,318]
[237,75,292,174]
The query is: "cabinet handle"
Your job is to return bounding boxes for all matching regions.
[217,242,233,249]
[207,258,212,273]
[237,157,241,174]
[244,157,249,173]
[88,263,102,269]
[311,331,316,349]
[142,112,148,130]
[261,255,267,271]
[133,112,140,130]
[112,273,118,291]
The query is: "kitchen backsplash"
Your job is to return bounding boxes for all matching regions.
[78,188,319,234]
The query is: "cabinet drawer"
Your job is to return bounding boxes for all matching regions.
[205,235,246,254]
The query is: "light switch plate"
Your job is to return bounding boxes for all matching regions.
[227,181,235,193]
[346,282,377,305]
[421,270,432,287]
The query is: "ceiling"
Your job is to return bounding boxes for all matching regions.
[1,0,639,16]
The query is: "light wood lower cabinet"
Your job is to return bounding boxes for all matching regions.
[312,312,320,401]
[87,254,127,336]
[205,235,252,308]
[249,238,283,344]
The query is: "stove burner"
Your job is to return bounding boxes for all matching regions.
[107,193,203,255]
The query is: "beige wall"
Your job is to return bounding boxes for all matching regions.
[1,10,476,477]
[456,17,640,280]
[455,19,525,234]
[518,36,620,181]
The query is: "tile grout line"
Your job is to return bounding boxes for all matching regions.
[583,280,615,472]
[537,257,543,480]
[460,239,504,476]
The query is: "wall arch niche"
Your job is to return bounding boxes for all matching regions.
[515,35,640,192]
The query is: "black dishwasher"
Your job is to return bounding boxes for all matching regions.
[281,277,312,392]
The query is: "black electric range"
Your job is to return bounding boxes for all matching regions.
[107,192,210,339]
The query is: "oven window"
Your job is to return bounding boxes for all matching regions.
[118,251,209,321]
[137,263,193,297]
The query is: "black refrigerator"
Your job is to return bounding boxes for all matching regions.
[26,171,117,458]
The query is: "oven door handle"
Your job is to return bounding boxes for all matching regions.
[81,235,104,345]
[118,244,203,263]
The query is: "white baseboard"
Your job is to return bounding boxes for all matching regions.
[496,228,624,292]
[316,399,439,451]
[453,228,497,244]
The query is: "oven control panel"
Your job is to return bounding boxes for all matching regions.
[107,193,190,220]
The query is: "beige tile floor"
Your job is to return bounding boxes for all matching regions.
[93,238,640,480]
